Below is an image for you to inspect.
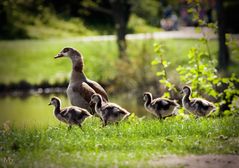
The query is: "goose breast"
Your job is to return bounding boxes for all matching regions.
[67,84,89,110]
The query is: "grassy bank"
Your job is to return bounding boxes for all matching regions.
[0,116,238,167]
[0,38,218,85]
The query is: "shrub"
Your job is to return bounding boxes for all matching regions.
[152,0,239,116]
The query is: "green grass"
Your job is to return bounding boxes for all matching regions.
[0,39,219,85]
[0,116,238,167]
[0,39,118,84]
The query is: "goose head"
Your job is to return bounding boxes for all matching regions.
[143,92,152,102]
[48,97,61,107]
[90,94,102,105]
[181,85,191,96]
[55,47,82,61]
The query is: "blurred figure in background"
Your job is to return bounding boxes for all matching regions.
[160,5,178,31]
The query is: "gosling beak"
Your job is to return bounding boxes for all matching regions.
[54,53,64,59]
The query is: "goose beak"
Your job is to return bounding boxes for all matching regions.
[54,53,64,59]
[48,102,51,105]
[180,90,183,94]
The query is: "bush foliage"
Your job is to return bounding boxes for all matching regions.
[152,1,239,116]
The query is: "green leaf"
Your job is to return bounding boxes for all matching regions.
[156,71,164,77]
[221,78,229,84]
[208,89,217,98]
[198,19,205,26]
[187,8,194,13]
[159,79,166,84]
[162,60,170,67]
[151,60,159,65]
[163,92,170,98]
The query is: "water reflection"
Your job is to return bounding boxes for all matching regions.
[0,93,148,127]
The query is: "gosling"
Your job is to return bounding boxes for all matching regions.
[143,92,179,119]
[49,97,92,129]
[181,85,216,117]
[90,94,131,126]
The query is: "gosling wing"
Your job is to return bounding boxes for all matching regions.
[152,99,171,111]
[191,98,211,110]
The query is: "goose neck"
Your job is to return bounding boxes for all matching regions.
[95,99,102,114]
[182,92,190,103]
[71,58,86,81]
[72,58,83,72]
[54,104,61,115]
[144,95,152,109]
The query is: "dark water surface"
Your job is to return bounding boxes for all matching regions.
[0,93,148,127]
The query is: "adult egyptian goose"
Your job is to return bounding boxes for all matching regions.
[55,47,108,113]
[48,97,92,129]
[181,85,216,117]
[90,94,131,126]
[143,92,179,119]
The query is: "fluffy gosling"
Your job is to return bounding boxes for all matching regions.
[49,97,92,129]
[181,85,216,117]
[90,94,130,126]
[143,92,179,119]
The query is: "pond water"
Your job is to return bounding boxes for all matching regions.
[0,93,148,128]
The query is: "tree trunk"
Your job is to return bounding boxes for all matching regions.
[217,0,229,71]
[110,0,131,59]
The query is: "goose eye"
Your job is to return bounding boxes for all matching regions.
[63,48,69,53]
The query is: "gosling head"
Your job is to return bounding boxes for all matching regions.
[48,97,61,107]
[181,85,191,95]
[143,92,152,102]
[55,47,82,60]
[90,94,102,105]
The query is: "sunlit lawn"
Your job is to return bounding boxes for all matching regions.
[0,39,218,85]
[0,116,238,167]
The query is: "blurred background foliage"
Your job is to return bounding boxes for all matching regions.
[1,0,239,39]
[0,0,165,39]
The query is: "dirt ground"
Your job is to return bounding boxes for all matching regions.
[150,155,239,168]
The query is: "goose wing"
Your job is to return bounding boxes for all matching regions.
[102,103,129,115]
[60,108,70,116]
[191,98,214,112]
[72,82,97,103]
[152,98,170,110]
[191,98,210,106]
[62,107,91,122]
[68,106,91,115]
[86,79,108,101]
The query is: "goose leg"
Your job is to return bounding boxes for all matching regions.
[78,124,84,131]
[102,120,107,127]
[68,125,72,130]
